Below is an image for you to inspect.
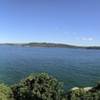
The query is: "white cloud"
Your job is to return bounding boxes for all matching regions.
[82,37,93,41]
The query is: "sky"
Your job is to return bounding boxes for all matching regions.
[0,0,100,46]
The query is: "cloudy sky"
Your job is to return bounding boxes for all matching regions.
[0,0,99,46]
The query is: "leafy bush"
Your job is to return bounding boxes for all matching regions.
[12,73,64,100]
[0,84,13,100]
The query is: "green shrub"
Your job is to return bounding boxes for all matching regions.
[12,73,64,100]
[0,83,13,100]
[1,72,100,100]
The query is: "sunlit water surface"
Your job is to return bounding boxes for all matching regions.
[0,45,100,89]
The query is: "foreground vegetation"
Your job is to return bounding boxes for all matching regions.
[0,73,100,100]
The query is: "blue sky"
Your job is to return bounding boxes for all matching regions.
[0,0,100,46]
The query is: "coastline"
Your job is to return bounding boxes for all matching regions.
[0,42,100,50]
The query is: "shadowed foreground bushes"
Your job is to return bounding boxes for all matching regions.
[11,73,64,100]
[0,73,100,100]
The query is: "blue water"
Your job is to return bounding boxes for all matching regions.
[0,45,100,89]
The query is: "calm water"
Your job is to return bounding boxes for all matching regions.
[0,45,100,89]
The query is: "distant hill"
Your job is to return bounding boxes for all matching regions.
[1,42,100,49]
[21,42,80,48]
[85,46,100,50]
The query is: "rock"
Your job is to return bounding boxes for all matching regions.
[71,87,79,91]
[83,87,92,91]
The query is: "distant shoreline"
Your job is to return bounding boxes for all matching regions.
[0,42,100,50]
